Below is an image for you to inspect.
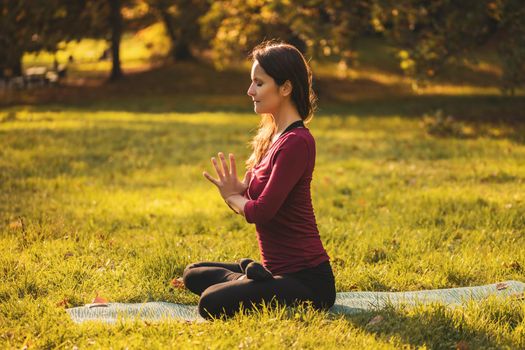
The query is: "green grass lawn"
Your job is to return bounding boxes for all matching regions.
[1,101,524,349]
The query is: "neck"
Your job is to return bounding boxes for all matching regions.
[272,99,302,135]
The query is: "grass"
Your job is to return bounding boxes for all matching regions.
[1,102,524,349]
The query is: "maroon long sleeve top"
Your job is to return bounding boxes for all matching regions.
[243,122,330,275]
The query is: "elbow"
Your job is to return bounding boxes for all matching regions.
[252,211,277,225]
[244,201,277,224]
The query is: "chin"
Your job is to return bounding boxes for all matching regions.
[254,106,271,115]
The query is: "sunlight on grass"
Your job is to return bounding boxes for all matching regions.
[1,106,524,348]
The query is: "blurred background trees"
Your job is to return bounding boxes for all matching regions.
[0,0,87,76]
[1,0,524,92]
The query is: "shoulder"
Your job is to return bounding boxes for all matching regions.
[281,128,315,151]
[281,128,315,149]
[273,128,314,164]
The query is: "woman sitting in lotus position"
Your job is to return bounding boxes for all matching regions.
[183,40,336,320]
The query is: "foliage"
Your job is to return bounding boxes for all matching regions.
[373,0,525,94]
[200,0,525,92]
[199,0,372,69]
[0,0,87,76]
[145,0,210,61]
[199,0,296,68]
[4,0,525,90]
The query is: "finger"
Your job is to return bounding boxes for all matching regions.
[243,170,253,186]
[211,157,224,180]
[242,169,250,181]
[218,152,229,176]
[229,153,237,177]
[203,171,220,186]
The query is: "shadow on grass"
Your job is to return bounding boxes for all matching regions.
[4,92,525,125]
[1,109,524,190]
[341,303,515,349]
[1,61,524,124]
[0,119,252,181]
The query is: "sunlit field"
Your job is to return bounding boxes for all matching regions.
[1,104,524,348]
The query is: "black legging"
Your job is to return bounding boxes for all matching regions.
[182,260,336,320]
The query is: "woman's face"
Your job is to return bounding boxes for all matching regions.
[247,60,282,115]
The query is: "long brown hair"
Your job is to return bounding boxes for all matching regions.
[246,40,317,169]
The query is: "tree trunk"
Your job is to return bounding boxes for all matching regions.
[158,7,179,61]
[158,5,194,62]
[109,0,123,81]
[1,48,23,77]
[173,40,193,61]
[11,55,23,76]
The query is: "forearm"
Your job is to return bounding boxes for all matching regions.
[225,194,249,216]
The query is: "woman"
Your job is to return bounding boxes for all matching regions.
[183,40,336,320]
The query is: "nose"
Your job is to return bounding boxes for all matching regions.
[247,83,255,97]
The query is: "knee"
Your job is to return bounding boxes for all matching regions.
[183,262,196,277]
[183,261,202,273]
[182,262,202,293]
[198,287,239,320]
[198,289,223,320]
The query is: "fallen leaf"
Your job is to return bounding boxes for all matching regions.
[496,282,508,290]
[332,257,345,267]
[323,176,333,184]
[92,292,108,304]
[347,284,358,291]
[8,218,23,230]
[170,277,185,289]
[503,261,522,272]
[456,340,469,350]
[366,315,384,327]
[56,298,70,308]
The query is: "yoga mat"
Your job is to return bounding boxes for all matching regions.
[66,280,525,324]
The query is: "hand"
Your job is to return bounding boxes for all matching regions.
[203,152,253,200]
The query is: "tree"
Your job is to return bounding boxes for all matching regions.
[371,0,525,93]
[0,0,86,77]
[109,0,123,80]
[286,0,372,71]
[0,0,150,81]
[147,0,210,62]
[201,0,525,93]
[199,0,372,70]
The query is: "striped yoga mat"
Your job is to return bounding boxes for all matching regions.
[66,280,525,323]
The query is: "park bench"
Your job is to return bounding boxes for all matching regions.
[0,64,68,90]
[25,66,48,87]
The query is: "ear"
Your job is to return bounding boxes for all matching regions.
[279,80,292,97]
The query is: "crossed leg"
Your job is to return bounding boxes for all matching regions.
[197,275,317,319]
[183,261,245,296]
[183,260,321,319]
[183,261,318,319]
